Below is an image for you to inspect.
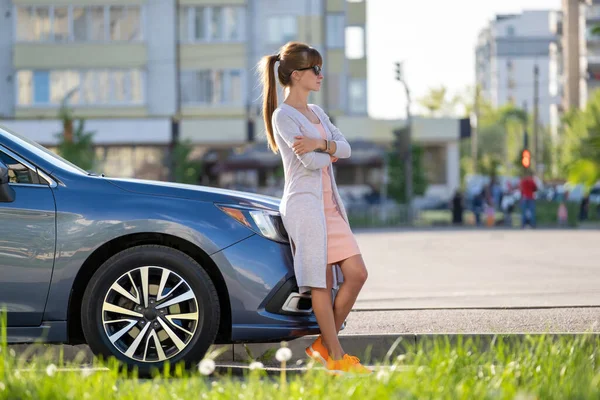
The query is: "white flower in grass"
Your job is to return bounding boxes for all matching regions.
[81,367,94,378]
[45,364,57,377]
[8,349,15,358]
[198,359,216,376]
[275,347,292,362]
[249,361,264,370]
[396,354,406,362]
[376,369,389,382]
[0,382,5,391]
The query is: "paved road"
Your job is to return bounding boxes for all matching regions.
[353,229,600,309]
[344,308,600,334]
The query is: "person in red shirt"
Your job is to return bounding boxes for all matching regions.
[520,170,538,228]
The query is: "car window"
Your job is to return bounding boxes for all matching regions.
[0,151,42,184]
[0,126,88,176]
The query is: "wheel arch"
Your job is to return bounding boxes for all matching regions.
[67,233,232,345]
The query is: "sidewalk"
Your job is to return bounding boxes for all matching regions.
[10,307,600,366]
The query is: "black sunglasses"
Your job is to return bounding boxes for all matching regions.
[295,65,322,76]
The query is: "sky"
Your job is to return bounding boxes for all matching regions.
[366,0,562,119]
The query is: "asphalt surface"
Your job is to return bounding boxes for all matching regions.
[343,308,600,334]
[353,229,600,309]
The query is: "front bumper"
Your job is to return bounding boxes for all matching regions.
[211,234,321,343]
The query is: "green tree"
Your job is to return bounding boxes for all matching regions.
[54,90,96,172]
[559,90,600,188]
[417,85,459,117]
[387,145,428,204]
[173,138,203,184]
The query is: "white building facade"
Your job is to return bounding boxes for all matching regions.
[476,11,560,129]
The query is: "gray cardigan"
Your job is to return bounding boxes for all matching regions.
[272,103,352,294]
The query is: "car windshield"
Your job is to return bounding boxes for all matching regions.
[0,126,91,176]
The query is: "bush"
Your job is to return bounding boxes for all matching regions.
[534,200,579,227]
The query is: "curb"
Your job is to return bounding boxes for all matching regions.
[9,332,600,366]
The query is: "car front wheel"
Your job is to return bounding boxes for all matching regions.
[81,245,220,374]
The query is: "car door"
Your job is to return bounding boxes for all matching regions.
[0,145,56,326]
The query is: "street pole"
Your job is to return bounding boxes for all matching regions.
[404,83,413,224]
[379,152,389,222]
[394,61,413,224]
[169,0,182,182]
[523,100,529,150]
[472,85,479,174]
[321,0,328,114]
[533,63,540,175]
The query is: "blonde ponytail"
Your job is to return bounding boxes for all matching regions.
[260,54,280,153]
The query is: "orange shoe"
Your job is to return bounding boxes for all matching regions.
[305,335,329,366]
[325,354,373,375]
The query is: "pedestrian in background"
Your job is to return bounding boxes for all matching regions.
[519,170,538,228]
[472,189,485,226]
[558,200,568,227]
[451,190,464,225]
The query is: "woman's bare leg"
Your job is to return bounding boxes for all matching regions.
[311,264,344,360]
[332,254,368,332]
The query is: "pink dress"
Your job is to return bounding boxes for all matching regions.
[314,122,361,264]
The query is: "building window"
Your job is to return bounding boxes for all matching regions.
[53,6,69,42]
[110,6,142,41]
[348,79,367,114]
[345,26,365,59]
[267,15,297,45]
[326,14,344,48]
[179,6,245,42]
[180,69,244,105]
[506,25,515,37]
[423,145,447,185]
[17,69,144,106]
[15,5,143,42]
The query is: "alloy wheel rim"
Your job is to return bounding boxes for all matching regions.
[101,266,200,363]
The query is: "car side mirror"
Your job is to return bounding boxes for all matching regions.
[0,160,16,203]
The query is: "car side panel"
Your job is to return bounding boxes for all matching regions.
[43,180,254,321]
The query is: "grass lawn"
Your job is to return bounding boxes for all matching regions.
[2,328,599,399]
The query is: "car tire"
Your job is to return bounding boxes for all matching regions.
[81,245,220,375]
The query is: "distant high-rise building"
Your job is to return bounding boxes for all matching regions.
[476,10,559,130]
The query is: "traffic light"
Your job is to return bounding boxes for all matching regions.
[395,62,402,81]
[521,149,531,169]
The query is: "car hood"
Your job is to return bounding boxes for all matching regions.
[106,177,281,210]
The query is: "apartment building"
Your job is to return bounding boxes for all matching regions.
[476,10,559,130]
[0,0,463,200]
[0,0,368,178]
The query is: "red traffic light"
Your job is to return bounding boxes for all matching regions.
[521,149,531,168]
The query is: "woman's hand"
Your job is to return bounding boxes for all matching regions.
[292,136,324,155]
[331,156,338,163]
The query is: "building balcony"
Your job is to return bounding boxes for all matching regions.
[550,11,562,35]
[589,52,600,67]
[587,4,600,21]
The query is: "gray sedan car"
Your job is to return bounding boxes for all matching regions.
[0,125,320,374]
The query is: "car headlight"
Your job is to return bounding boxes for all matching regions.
[216,204,289,243]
